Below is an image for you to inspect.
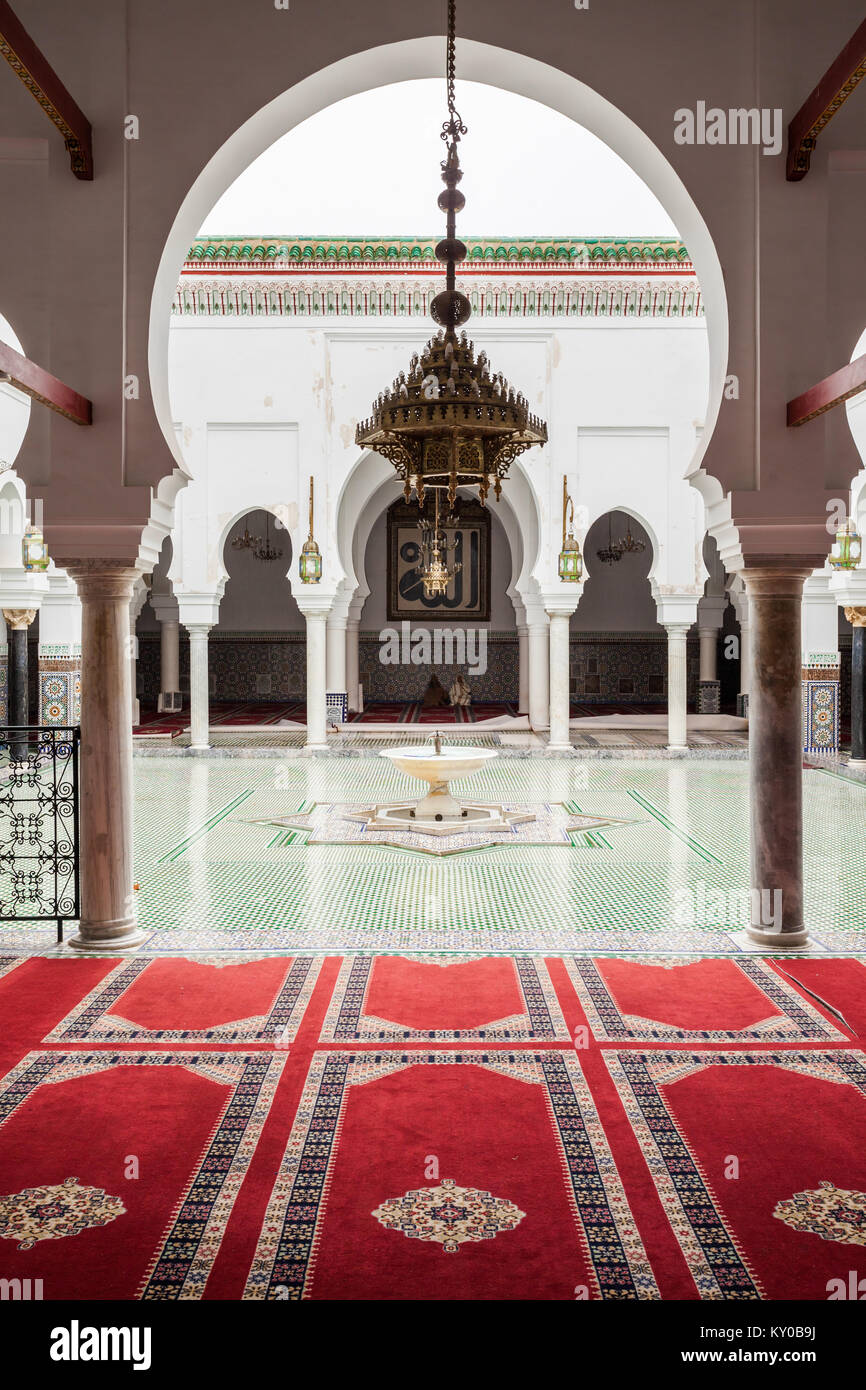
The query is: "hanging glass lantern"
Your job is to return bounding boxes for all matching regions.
[558,476,583,583]
[419,489,461,597]
[299,476,322,584]
[22,522,49,572]
[829,518,862,571]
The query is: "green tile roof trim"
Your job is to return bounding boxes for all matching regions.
[187,236,691,264]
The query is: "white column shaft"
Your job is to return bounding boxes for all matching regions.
[326,616,347,694]
[528,623,549,731]
[517,625,529,714]
[345,618,360,712]
[187,625,212,749]
[666,624,689,749]
[547,613,572,749]
[305,612,328,749]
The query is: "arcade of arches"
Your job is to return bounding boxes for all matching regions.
[2,0,866,1314]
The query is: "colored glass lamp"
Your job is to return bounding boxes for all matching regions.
[558,477,583,582]
[22,522,49,572]
[829,518,862,571]
[299,477,322,583]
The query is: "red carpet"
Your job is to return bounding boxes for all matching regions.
[134,700,517,732]
[0,952,864,1300]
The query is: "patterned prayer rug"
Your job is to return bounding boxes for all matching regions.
[43,955,323,1046]
[243,1049,659,1300]
[0,1050,285,1299]
[560,956,847,1043]
[605,1047,866,1300]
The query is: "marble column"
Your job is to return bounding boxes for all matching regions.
[527,620,549,731]
[664,623,690,751]
[699,627,717,680]
[186,624,213,750]
[546,602,578,752]
[63,562,146,950]
[345,617,360,713]
[159,618,180,710]
[2,608,35,759]
[303,609,329,750]
[742,566,813,948]
[845,607,866,765]
[517,625,529,714]
[326,612,347,703]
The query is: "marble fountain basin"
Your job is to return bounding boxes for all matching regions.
[373,742,529,836]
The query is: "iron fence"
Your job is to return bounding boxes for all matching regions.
[0,726,80,942]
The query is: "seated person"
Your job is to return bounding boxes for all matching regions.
[422,672,449,708]
[449,673,472,706]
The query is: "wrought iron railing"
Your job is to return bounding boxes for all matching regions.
[0,726,80,943]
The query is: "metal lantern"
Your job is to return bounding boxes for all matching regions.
[299,477,322,584]
[22,522,49,572]
[558,476,583,583]
[354,0,547,508]
[419,489,461,598]
[829,518,862,571]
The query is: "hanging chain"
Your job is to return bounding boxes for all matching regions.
[441,0,467,146]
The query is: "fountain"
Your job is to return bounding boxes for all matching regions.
[363,731,535,838]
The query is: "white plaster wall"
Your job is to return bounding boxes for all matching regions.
[166,313,710,612]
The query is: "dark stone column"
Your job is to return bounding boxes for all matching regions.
[3,608,36,760]
[742,567,813,948]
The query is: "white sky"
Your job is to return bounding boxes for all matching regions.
[200,80,678,239]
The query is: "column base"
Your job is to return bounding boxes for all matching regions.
[741,924,811,950]
[68,919,148,951]
[544,742,575,755]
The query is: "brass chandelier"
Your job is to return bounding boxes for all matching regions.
[355,0,547,507]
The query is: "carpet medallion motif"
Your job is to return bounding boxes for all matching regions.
[773,1182,866,1246]
[371,1177,526,1254]
[0,1177,126,1250]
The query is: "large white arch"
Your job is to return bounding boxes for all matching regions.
[148,37,728,515]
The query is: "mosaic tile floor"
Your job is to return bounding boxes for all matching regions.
[2,758,864,956]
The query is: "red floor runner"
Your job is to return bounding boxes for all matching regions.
[1,952,864,1300]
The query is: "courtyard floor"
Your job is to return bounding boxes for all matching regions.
[3,755,863,956]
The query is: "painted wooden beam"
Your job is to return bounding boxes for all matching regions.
[0,340,91,425]
[0,0,92,179]
[787,16,866,180]
[787,353,866,427]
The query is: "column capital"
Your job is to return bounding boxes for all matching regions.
[1,607,37,630]
[742,565,815,600]
[662,621,691,638]
[65,561,140,602]
[844,606,866,628]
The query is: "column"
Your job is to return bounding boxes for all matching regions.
[2,608,35,759]
[326,611,347,721]
[664,624,689,751]
[345,617,360,713]
[546,599,579,751]
[845,608,866,765]
[303,608,329,750]
[517,624,529,714]
[742,566,813,948]
[64,562,146,950]
[160,618,180,709]
[185,624,213,750]
[696,593,725,714]
[129,580,148,728]
[527,619,549,731]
